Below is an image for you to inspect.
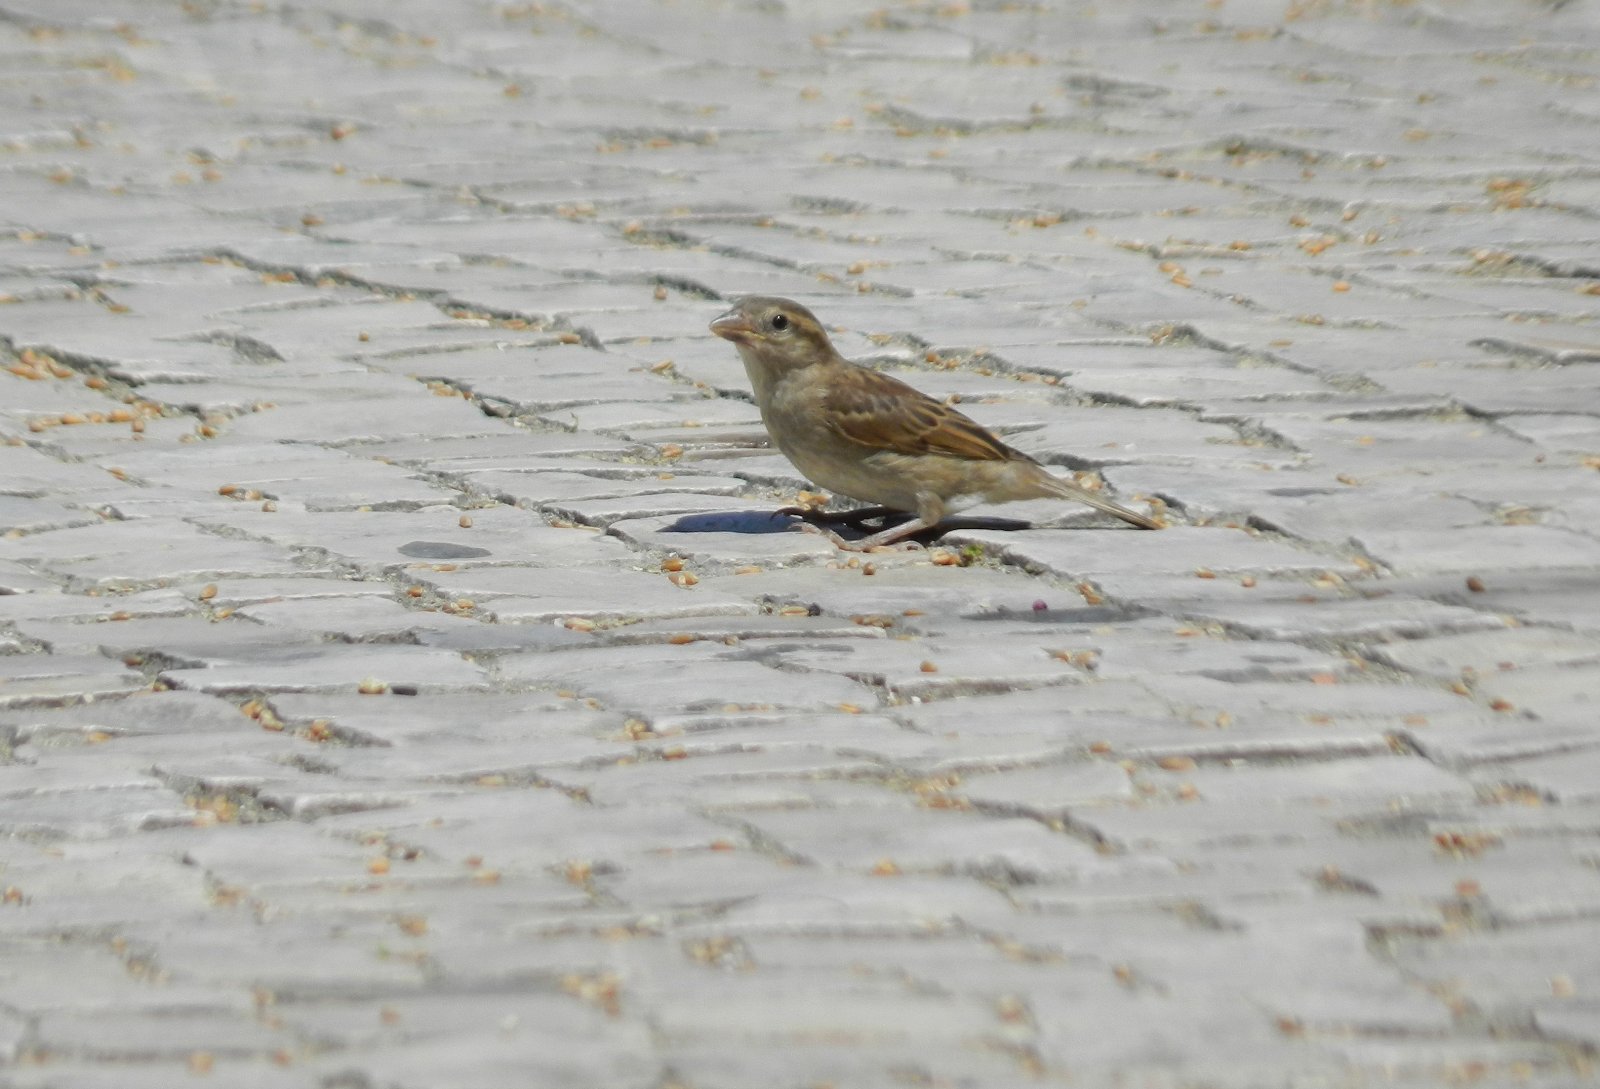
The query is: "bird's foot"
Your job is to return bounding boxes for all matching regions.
[795,517,939,552]
[791,523,913,552]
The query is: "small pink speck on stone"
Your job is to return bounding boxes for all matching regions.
[1032,600,1048,612]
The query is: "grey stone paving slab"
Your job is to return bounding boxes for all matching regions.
[1499,412,1600,456]
[903,675,1407,760]
[1099,574,1509,642]
[159,644,489,696]
[948,525,1361,582]
[197,506,631,574]
[0,586,196,623]
[0,785,196,842]
[264,690,611,744]
[1064,798,1351,855]
[0,748,164,799]
[1,690,248,743]
[628,714,935,772]
[0,442,120,498]
[1217,487,1499,546]
[34,1008,289,1061]
[1534,999,1600,1052]
[953,760,1138,815]
[464,469,749,513]
[1388,915,1600,1019]
[0,495,98,535]
[0,559,58,594]
[605,512,843,566]
[1370,627,1600,680]
[1349,525,1598,577]
[1163,755,1476,807]
[355,429,648,466]
[414,619,594,655]
[419,566,757,624]
[779,631,1125,700]
[119,446,451,512]
[1399,707,1600,767]
[678,872,1016,940]
[5,2,1600,1084]
[14,614,319,661]
[316,791,737,872]
[1469,663,1600,729]
[227,595,438,637]
[405,348,690,410]
[310,1014,658,1089]
[1474,746,1600,805]
[543,491,779,530]
[607,610,885,646]
[192,576,399,609]
[695,558,1058,621]
[0,652,150,709]
[733,805,1105,882]
[0,940,249,1037]
[1089,629,1351,684]
[218,393,508,446]
[565,750,890,808]
[0,1060,324,1089]
[1410,569,1600,636]
[0,844,213,940]
[499,643,872,715]
[291,735,616,785]
[0,518,310,588]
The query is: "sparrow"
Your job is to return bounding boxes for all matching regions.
[709,295,1162,550]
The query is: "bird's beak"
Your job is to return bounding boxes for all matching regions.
[710,309,758,344]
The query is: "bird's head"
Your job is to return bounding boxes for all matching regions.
[710,296,839,371]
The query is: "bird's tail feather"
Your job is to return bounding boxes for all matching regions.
[1039,473,1163,530]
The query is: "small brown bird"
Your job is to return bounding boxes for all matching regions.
[710,296,1162,550]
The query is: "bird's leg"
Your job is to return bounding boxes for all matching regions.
[843,516,940,550]
[805,491,947,552]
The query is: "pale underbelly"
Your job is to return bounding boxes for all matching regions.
[778,438,923,511]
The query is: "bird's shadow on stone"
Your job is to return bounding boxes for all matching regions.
[658,511,802,535]
[398,541,495,559]
[922,515,1034,535]
[658,510,1032,540]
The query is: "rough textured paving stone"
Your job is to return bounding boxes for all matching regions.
[0,519,311,587]
[1352,526,1599,577]
[606,511,842,565]
[196,506,633,573]
[419,566,758,623]
[1,2,1599,1085]
[952,760,1137,815]
[948,526,1362,582]
[501,647,875,716]
[159,644,490,695]
[1369,627,1600,679]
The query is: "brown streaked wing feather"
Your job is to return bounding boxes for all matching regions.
[821,364,1013,462]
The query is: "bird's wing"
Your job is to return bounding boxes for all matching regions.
[821,363,1014,462]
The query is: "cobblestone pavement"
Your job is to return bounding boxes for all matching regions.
[2,1,1599,1086]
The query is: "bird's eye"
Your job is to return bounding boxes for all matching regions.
[769,314,790,332]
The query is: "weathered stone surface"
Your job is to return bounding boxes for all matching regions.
[195,506,631,574]
[606,512,841,565]
[159,645,490,695]
[416,565,758,623]
[0,518,311,587]
[947,526,1362,582]
[2,3,1598,1086]
[497,642,872,713]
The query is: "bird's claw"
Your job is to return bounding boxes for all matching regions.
[793,521,933,553]
[794,522,857,548]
